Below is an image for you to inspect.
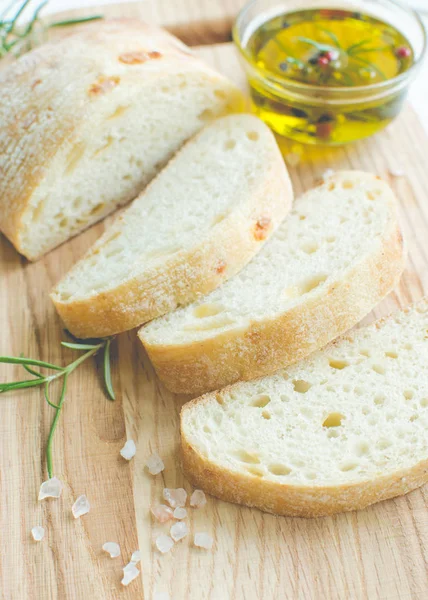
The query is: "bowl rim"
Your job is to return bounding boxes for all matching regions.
[232,0,428,94]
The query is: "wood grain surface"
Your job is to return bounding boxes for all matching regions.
[1,3,428,600]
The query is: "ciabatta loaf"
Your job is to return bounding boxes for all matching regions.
[181,299,428,517]
[139,171,405,394]
[0,20,244,260]
[51,115,292,338]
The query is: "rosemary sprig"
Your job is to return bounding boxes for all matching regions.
[0,0,103,60]
[0,337,115,478]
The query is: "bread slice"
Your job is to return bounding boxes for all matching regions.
[51,114,293,338]
[0,20,244,260]
[139,171,405,394]
[181,299,428,517]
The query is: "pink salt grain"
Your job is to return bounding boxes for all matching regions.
[163,488,187,508]
[190,489,206,508]
[151,505,174,523]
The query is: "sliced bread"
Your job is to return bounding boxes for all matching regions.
[51,114,293,338]
[139,171,405,394]
[0,20,244,260]
[181,299,428,517]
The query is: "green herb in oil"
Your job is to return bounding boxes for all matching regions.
[245,8,414,144]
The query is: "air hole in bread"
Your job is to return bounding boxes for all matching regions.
[233,450,260,464]
[93,135,114,157]
[247,466,264,477]
[420,398,428,407]
[340,461,358,472]
[33,197,47,221]
[104,247,123,259]
[193,303,224,318]
[385,351,398,359]
[326,236,336,243]
[323,412,344,428]
[268,464,291,476]
[299,214,306,220]
[203,425,212,433]
[360,349,371,357]
[90,203,106,215]
[362,406,370,415]
[354,387,364,396]
[261,410,271,420]
[284,285,300,299]
[247,131,259,141]
[107,105,130,120]
[404,343,413,350]
[342,181,354,189]
[367,191,375,201]
[59,217,68,228]
[305,471,317,480]
[374,394,385,406]
[372,364,385,375]
[212,212,229,226]
[161,85,170,93]
[327,429,339,439]
[403,390,414,400]
[355,441,369,456]
[293,380,312,393]
[327,182,335,191]
[280,394,290,402]
[198,108,214,121]
[183,316,234,331]
[299,274,328,295]
[329,359,349,370]
[215,394,224,406]
[65,142,86,175]
[410,414,419,422]
[214,89,227,99]
[250,394,270,408]
[122,174,132,181]
[377,439,391,450]
[301,242,319,254]
[224,139,236,150]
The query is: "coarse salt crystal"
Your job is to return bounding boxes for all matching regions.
[31,526,45,541]
[72,495,90,518]
[131,550,141,564]
[194,532,213,550]
[322,168,335,180]
[190,489,206,508]
[145,452,165,475]
[173,507,187,520]
[155,534,174,554]
[121,562,140,586]
[151,504,174,523]
[102,542,120,558]
[163,488,187,508]
[38,477,63,501]
[170,521,188,542]
[120,439,136,460]
[285,152,300,167]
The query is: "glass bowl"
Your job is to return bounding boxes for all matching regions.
[233,0,427,145]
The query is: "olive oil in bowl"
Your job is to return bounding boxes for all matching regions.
[234,1,426,145]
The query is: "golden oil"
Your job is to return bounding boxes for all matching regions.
[242,8,414,145]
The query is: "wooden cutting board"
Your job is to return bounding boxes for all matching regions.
[1,2,428,599]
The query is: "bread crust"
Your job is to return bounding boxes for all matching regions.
[0,20,244,260]
[141,172,406,394]
[180,299,428,517]
[51,118,293,337]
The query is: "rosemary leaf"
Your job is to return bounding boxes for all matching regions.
[44,382,60,409]
[0,356,62,370]
[320,27,341,49]
[49,15,103,28]
[46,374,68,479]
[103,339,115,401]
[61,341,101,350]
